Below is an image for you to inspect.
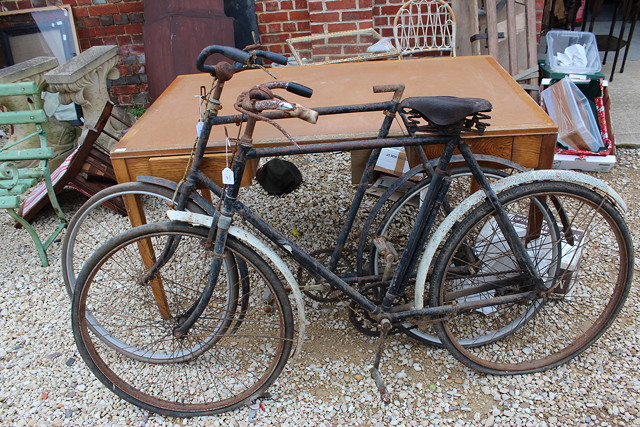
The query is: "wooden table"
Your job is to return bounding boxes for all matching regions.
[111,55,557,188]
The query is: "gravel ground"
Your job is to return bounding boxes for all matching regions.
[0,148,638,426]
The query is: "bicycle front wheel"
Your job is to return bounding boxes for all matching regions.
[72,222,294,417]
[61,182,207,296]
[430,181,633,374]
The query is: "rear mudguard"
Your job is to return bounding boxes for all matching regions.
[413,169,627,309]
[166,210,307,357]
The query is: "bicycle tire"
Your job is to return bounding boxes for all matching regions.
[72,222,294,417]
[367,167,510,344]
[430,181,633,374]
[61,181,207,296]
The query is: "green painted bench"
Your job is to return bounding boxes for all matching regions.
[0,81,66,266]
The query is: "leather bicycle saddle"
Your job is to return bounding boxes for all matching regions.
[399,96,492,126]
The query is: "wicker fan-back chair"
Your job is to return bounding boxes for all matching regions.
[393,0,457,57]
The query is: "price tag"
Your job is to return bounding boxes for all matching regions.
[222,167,234,185]
[196,121,204,137]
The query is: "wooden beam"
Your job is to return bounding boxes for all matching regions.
[525,0,539,87]
[506,0,518,74]
[451,0,480,56]
[485,0,499,59]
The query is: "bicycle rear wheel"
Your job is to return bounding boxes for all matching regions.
[366,167,510,344]
[430,181,633,374]
[62,181,208,296]
[72,222,294,417]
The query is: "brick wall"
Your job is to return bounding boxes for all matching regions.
[0,0,147,107]
[535,0,545,34]
[255,0,311,54]
[373,0,404,38]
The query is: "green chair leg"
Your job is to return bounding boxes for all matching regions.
[6,208,50,267]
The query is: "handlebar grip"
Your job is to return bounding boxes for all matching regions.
[253,99,318,124]
[255,50,289,65]
[293,104,319,124]
[196,45,252,74]
[286,82,313,98]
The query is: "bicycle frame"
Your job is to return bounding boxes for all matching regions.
[158,88,543,337]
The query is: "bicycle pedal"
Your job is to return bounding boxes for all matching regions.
[372,236,398,260]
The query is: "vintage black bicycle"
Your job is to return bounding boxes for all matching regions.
[70,45,634,417]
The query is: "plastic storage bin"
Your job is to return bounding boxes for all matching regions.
[546,30,601,75]
[541,77,604,152]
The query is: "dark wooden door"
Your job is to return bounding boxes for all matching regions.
[143,0,235,101]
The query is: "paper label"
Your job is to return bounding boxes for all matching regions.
[568,74,589,81]
[222,167,234,185]
[196,121,204,137]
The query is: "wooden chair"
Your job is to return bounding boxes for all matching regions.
[0,82,66,267]
[18,101,128,223]
[393,0,457,58]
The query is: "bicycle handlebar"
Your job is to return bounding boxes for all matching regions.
[237,81,318,129]
[195,45,252,74]
[197,45,290,76]
[255,50,288,66]
[232,50,289,72]
[259,81,314,98]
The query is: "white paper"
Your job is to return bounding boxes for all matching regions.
[556,44,588,68]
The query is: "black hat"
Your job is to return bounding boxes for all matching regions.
[255,158,303,195]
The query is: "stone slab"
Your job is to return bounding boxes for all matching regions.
[44,46,118,84]
[0,57,58,83]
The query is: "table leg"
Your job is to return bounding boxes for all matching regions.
[123,193,172,320]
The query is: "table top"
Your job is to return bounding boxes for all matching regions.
[112,55,556,160]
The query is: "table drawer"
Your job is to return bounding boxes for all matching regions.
[148,154,257,187]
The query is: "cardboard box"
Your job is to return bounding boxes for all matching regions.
[374,147,410,177]
[365,175,419,204]
[455,214,585,313]
[552,153,616,172]
[554,228,585,296]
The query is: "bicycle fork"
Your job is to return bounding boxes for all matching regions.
[172,117,252,338]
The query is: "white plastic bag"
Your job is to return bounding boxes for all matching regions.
[367,37,396,53]
[541,77,604,152]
